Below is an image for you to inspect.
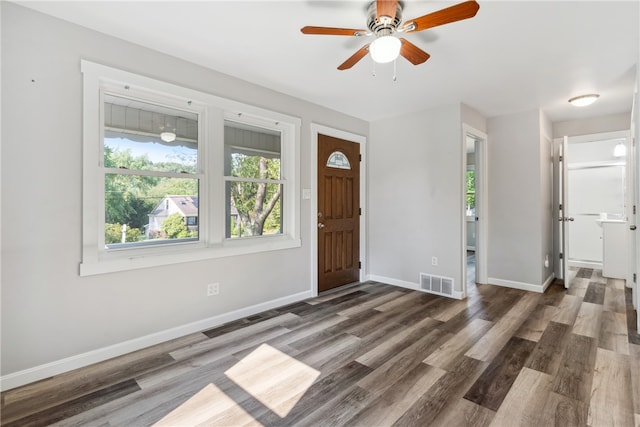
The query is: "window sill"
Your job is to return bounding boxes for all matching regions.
[79,236,301,276]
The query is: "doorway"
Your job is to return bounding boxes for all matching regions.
[558,131,631,288]
[317,134,360,292]
[462,125,487,296]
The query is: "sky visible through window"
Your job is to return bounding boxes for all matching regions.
[105,137,196,166]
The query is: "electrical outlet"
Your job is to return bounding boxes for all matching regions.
[431,257,438,266]
[207,283,220,296]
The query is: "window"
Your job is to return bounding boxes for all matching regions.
[224,121,283,238]
[466,168,476,216]
[103,94,200,248]
[81,61,300,275]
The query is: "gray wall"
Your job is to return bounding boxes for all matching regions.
[486,110,553,288]
[368,105,464,292]
[1,3,368,378]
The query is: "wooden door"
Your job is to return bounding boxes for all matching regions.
[318,134,360,292]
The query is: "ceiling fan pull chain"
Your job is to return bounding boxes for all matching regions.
[393,59,397,82]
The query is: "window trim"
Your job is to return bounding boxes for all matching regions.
[80,60,301,276]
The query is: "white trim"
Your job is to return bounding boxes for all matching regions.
[568,260,603,270]
[368,274,464,300]
[462,125,488,293]
[0,290,313,392]
[487,275,554,293]
[310,124,367,297]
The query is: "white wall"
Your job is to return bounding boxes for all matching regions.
[0,3,368,385]
[553,113,631,138]
[486,110,552,290]
[368,105,464,292]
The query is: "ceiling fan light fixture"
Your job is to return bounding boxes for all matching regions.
[568,93,599,107]
[369,35,401,64]
[160,131,176,143]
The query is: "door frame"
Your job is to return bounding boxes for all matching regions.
[558,130,632,288]
[461,124,488,296]
[310,123,367,297]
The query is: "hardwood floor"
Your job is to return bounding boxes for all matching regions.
[2,268,639,426]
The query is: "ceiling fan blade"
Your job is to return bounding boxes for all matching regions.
[338,45,370,70]
[399,38,430,65]
[376,0,398,22]
[403,0,479,33]
[301,26,366,36]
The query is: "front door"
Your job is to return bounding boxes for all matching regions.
[317,134,360,292]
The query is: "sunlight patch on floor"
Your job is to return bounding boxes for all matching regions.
[225,343,321,418]
[153,383,261,426]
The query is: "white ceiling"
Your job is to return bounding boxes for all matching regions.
[17,1,640,123]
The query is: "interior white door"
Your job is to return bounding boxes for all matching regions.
[561,136,571,288]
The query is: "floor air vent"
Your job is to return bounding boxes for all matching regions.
[420,273,454,298]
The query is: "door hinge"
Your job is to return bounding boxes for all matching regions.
[359,154,362,162]
[358,261,362,269]
[559,203,563,211]
[634,205,636,215]
[634,273,637,283]
[559,155,563,162]
[359,207,362,215]
[559,253,563,259]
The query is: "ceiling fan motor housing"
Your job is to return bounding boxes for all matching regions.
[367,1,403,36]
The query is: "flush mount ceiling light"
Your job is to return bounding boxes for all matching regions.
[568,94,600,107]
[614,141,627,158]
[369,35,401,63]
[160,131,176,143]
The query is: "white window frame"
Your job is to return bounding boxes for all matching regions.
[80,61,301,276]
[223,114,288,239]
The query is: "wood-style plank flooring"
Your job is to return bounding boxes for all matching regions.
[2,268,640,426]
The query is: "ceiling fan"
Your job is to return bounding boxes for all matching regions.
[301,0,480,70]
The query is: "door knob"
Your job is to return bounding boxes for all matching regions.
[568,217,575,222]
[631,225,637,231]
[318,223,325,229]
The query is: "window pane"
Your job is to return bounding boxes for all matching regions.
[466,170,476,212]
[226,181,282,238]
[224,121,281,179]
[105,174,199,247]
[104,94,198,173]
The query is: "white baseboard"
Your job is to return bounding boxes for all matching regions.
[0,290,313,392]
[367,274,464,300]
[488,277,548,293]
[568,260,602,269]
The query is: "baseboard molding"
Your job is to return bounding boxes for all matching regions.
[367,274,464,300]
[568,260,602,269]
[488,277,546,293]
[0,290,313,392]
